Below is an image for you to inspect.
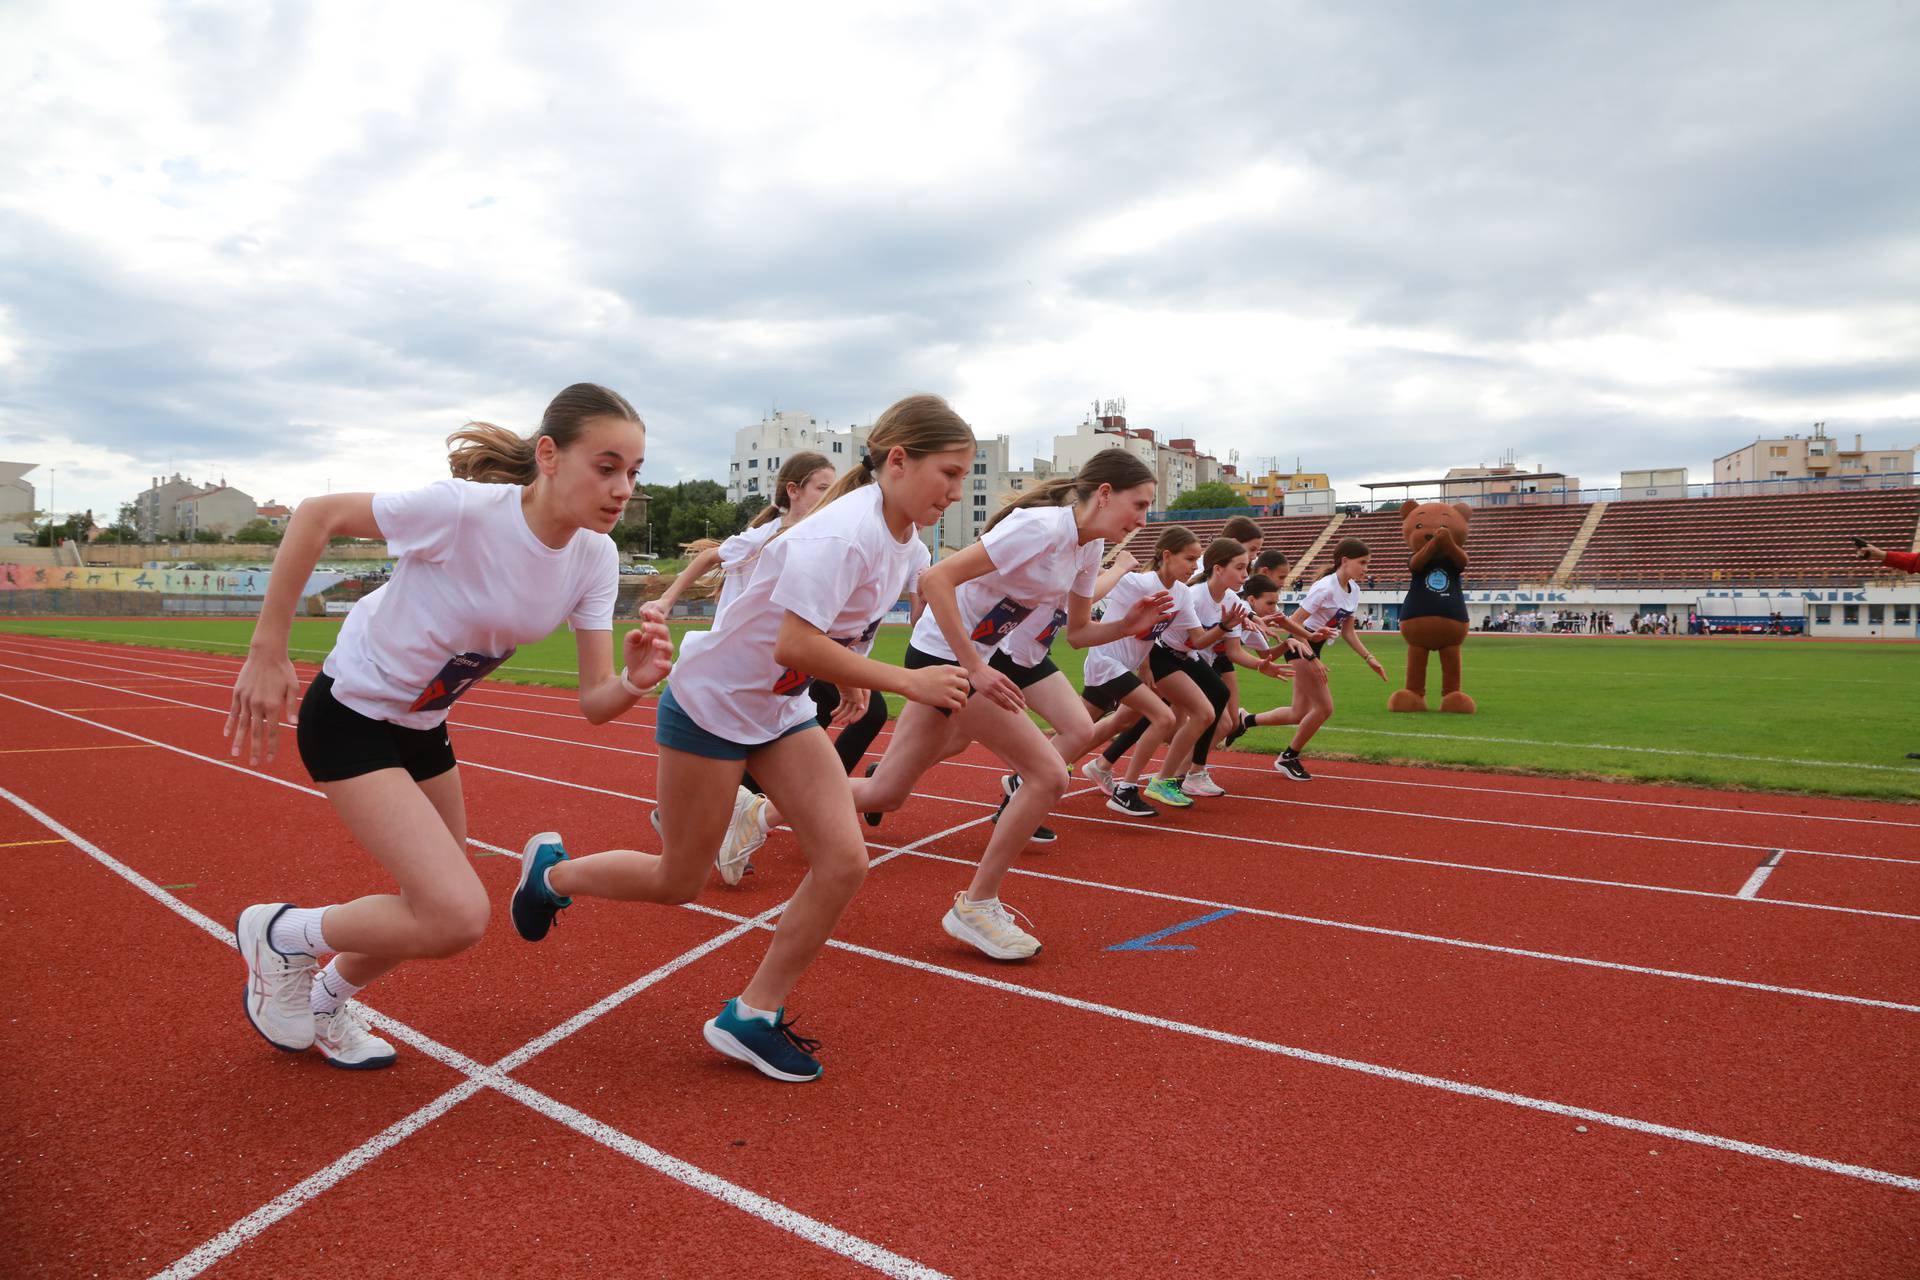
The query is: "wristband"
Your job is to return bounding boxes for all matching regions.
[619,668,650,698]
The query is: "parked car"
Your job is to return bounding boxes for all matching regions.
[621,563,660,576]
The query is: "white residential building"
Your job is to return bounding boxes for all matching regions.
[1,460,35,542]
[1051,405,1218,509]
[930,435,1057,552]
[725,410,871,504]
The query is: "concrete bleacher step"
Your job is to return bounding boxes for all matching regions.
[1551,501,1608,586]
[1287,513,1346,588]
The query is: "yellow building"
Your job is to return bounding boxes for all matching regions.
[1226,468,1329,503]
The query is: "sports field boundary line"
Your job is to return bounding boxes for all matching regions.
[8,630,1912,775]
[0,790,962,1280]
[10,642,1912,871]
[880,846,1920,1014]
[4,666,1911,924]
[679,901,1920,1195]
[23,635,1920,827]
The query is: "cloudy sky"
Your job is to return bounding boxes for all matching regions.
[4,0,1918,521]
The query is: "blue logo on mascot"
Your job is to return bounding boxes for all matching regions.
[1424,568,1449,593]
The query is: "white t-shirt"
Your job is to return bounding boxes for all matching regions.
[1165,581,1240,661]
[712,520,783,623]
[323,478,618,729]
[1083,571,1195,686]
[670,483,928,744]
[909,507,1100,663]
[1299,571,1362,634]
[998,537,1104,668]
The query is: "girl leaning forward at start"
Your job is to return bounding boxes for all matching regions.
[509,395,974,1082]
[642,451,891,882]
[226,384,673,1070]
[718,448,1171,961]
[1227,537,1386,781]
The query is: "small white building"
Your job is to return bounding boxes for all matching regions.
[726,410,870,504]
[0,460,35,542]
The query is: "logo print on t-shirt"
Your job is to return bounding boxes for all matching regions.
[1424,569,1450,592]
[970,596,1034,646]
[770,617,888,697]
[408,650,513,713]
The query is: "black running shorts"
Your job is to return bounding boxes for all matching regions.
[297,673,458,784]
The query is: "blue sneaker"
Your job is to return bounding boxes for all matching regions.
[702,999,823,1082]
[511,831,572,942]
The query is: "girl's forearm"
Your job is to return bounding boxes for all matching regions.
[775,628,918,699]
[251,505,333,651]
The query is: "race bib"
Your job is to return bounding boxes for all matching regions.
[1035,608,1069,648]
[408,650,513,713]
[970,596,1035,646]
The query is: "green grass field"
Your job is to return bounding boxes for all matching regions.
[3,616,1916,801]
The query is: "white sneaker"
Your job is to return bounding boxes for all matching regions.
[942,892,1041,960]
[1083,757,1116,795]
[1182,768,1225,798]
[313,1002,397,1070]
[717,786,769,886]
[236,903,317,1051]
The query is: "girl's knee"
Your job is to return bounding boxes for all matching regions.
[420,891,489,956]
[813,842,869,899]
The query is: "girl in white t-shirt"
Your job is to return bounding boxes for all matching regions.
[1083,526,1242,811]
[225,384,672,1071]
[1152,538,1291,797]
[518,396,974,1082]
[718,449,1171,962]
[1234,537,1386,781]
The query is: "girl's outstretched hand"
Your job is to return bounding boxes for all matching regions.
[1121,590,1174,634]
[1364,653,1387,681]
[623,620,674,691]
[967,662,1025,711]
[225,650,300,764]
[831,686,871,727]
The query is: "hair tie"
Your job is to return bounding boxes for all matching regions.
[860,451,877,473]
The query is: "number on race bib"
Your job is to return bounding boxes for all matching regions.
[408,650,513,713]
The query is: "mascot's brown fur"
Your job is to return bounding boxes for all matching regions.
[1389,500,1476,714]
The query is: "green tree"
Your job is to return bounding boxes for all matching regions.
[1168,482,1250,512]
[234,518,284,544]
[192,528,226,543]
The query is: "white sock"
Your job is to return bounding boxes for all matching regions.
[961,893,999,910]
[269,906,332,957]
[734,997,776,1024]
[309,960,364,1016]
[540,867,567,900]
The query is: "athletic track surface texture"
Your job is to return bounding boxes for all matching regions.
[0,634,1913,1279]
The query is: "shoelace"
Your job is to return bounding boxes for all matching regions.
[321,1001,369,1043]
[773,1014,821,1057]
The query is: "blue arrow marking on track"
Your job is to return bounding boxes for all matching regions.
[1107,908,1239,952]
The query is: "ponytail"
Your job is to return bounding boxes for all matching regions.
[748,451,833,529]
[445,382,640,486]
[981,447,1156,535]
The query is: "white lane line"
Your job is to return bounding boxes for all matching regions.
[17,635,1919,830]
[1305,724,1918,774]
[884,845,1920,1014]
[0,791,954,1280]
[3,668,1913,925]
[1737,850,1788,901]
[682,901,1920,1195]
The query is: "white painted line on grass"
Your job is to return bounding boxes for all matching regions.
[685,901,1920,1195]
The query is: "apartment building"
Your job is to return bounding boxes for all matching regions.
[1714,424,1914,488]
[726,410,870,503]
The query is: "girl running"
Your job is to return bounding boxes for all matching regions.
[226,384,673,1070]
[719,449,1170,961]
[1231,537,1386,780]
[641,452,889,879]
[510,395,974,1082]
[1082,527,1242,811]
[1158,538,1289,797]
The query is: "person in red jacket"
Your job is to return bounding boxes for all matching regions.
[1855,537,1919,574]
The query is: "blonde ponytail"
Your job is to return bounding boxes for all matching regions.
[445,382,641,486]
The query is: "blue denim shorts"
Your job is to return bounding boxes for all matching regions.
[655,685,818,761]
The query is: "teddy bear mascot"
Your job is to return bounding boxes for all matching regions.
[1389,499,1476,713]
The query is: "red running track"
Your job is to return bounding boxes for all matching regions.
[0,634,1915,1278]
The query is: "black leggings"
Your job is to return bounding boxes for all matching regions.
[743,683,890,793]
[1102,658,1230,768]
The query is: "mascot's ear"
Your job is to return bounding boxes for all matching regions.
[1399,499,1421,518]
[1451,503,1472,521]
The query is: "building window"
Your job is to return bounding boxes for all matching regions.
[1895,605,1912,626]
[1769,470,1787,479]
[1843,605,1859,625]
[1869,605,1885,626]
[973,462,987,475]
[1768,446,1788,457]
[746,478,759,492]
[747,458,758,468]
[973,478,986,490]
[832,441,842,452]
[972,494,986,508]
